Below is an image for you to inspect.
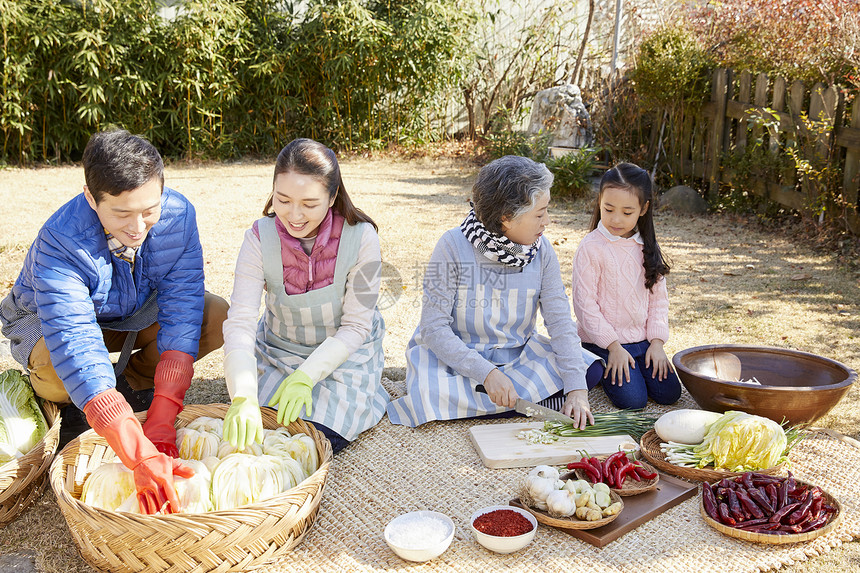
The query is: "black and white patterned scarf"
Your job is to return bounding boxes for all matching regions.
[460,208,540,268]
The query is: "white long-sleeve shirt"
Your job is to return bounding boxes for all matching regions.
[223,225,382,358]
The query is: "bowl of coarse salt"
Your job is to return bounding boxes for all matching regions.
[384,510,455,562]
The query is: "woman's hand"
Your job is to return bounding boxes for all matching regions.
[645,339,671,381]
[605,341,635,385]
[561,390,594,430]
[482,368,518,408]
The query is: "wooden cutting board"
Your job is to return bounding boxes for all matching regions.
[469,422,638,469]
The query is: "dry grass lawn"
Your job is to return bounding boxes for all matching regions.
[0,158,858,572]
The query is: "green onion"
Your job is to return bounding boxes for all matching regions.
[543,411,659,439]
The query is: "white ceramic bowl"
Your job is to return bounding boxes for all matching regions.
[470,505,538,554]
[383,510,455,562]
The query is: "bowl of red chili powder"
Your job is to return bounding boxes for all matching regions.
[470,505,538,554]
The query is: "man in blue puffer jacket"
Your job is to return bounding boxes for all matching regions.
[0,129,228,514]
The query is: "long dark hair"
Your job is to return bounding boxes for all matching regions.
[589,162,670,290]
[263,138,377,230]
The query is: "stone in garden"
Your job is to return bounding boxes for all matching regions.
[527,84,593,149]
[659,185,709,215]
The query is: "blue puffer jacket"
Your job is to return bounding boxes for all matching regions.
[10,187,204,409]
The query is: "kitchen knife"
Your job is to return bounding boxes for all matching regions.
[475,384,576,424]
[513,398,576,424]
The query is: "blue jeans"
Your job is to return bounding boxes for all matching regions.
[583,341,681,410]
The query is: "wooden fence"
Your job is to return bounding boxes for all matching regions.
[672,68,860,233]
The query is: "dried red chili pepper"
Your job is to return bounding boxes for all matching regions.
[799,514,830,533]
[718,502,736,526]
[765,483,778,510]
[702,483,719,520]
[727,489,745,521]
[747,487,773,514]
[473,509,534,537]
[769,502,800,523]
[736,489,765,519]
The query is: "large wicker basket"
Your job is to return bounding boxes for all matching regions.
[0,400,60,527]
[50,403,333,573]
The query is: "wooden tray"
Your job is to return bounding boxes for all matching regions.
[470,422,637,469]
[564,456,660,496]
[510,490,623,530]
[516,471,699,548]
[699,480,844,545]
[639,430,784,482]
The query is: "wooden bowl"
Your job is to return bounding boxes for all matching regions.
[672,345,855,426]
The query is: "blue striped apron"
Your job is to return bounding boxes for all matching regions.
[254,216,387,441]
[387,231,579,426]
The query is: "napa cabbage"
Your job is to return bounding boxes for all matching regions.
[0,369,48,463]
[693,410,788,471]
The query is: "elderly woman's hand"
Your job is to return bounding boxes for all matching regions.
[562,390,593,430]
[482,368,518,408]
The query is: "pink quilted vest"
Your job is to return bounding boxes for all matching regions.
[253,209,345,294]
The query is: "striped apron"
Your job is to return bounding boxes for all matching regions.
[387,230,584,426]
[255,217,387,441]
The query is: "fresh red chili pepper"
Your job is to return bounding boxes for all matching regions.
[769,502,800,523]
[702,483,719,520]
[747,487,773,514]
[587,457,603,482]
[567,461,600,482]
[736,489,765,519]
[614,462,637,488]
[632,463,657,480]
[727,489,745,522]
[718,502,736,526]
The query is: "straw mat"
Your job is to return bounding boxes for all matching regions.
[254,381,859,573]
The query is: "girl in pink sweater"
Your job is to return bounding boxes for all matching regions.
[571,162,681,409]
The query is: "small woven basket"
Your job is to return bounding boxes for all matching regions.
[50,403,333,573]
[511,490,624,530]
[639,429,784,482]
[0,400,60,527]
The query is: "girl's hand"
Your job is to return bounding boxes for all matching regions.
[562,390,594,430]
[605,341,635,386]
[645,339,671,381]
[482,368,518,408]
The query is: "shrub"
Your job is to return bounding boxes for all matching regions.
[547,148,600,199]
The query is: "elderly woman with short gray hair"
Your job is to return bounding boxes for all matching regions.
[387,155,598,428]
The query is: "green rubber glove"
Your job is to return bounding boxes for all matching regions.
[223,396,264,451]
[267,370,314,425]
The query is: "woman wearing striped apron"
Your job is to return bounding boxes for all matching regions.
[221,139,387,454]
[387,156,598,429]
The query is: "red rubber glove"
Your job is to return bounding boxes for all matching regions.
[143,350,194,458]
[83,389,195,514]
